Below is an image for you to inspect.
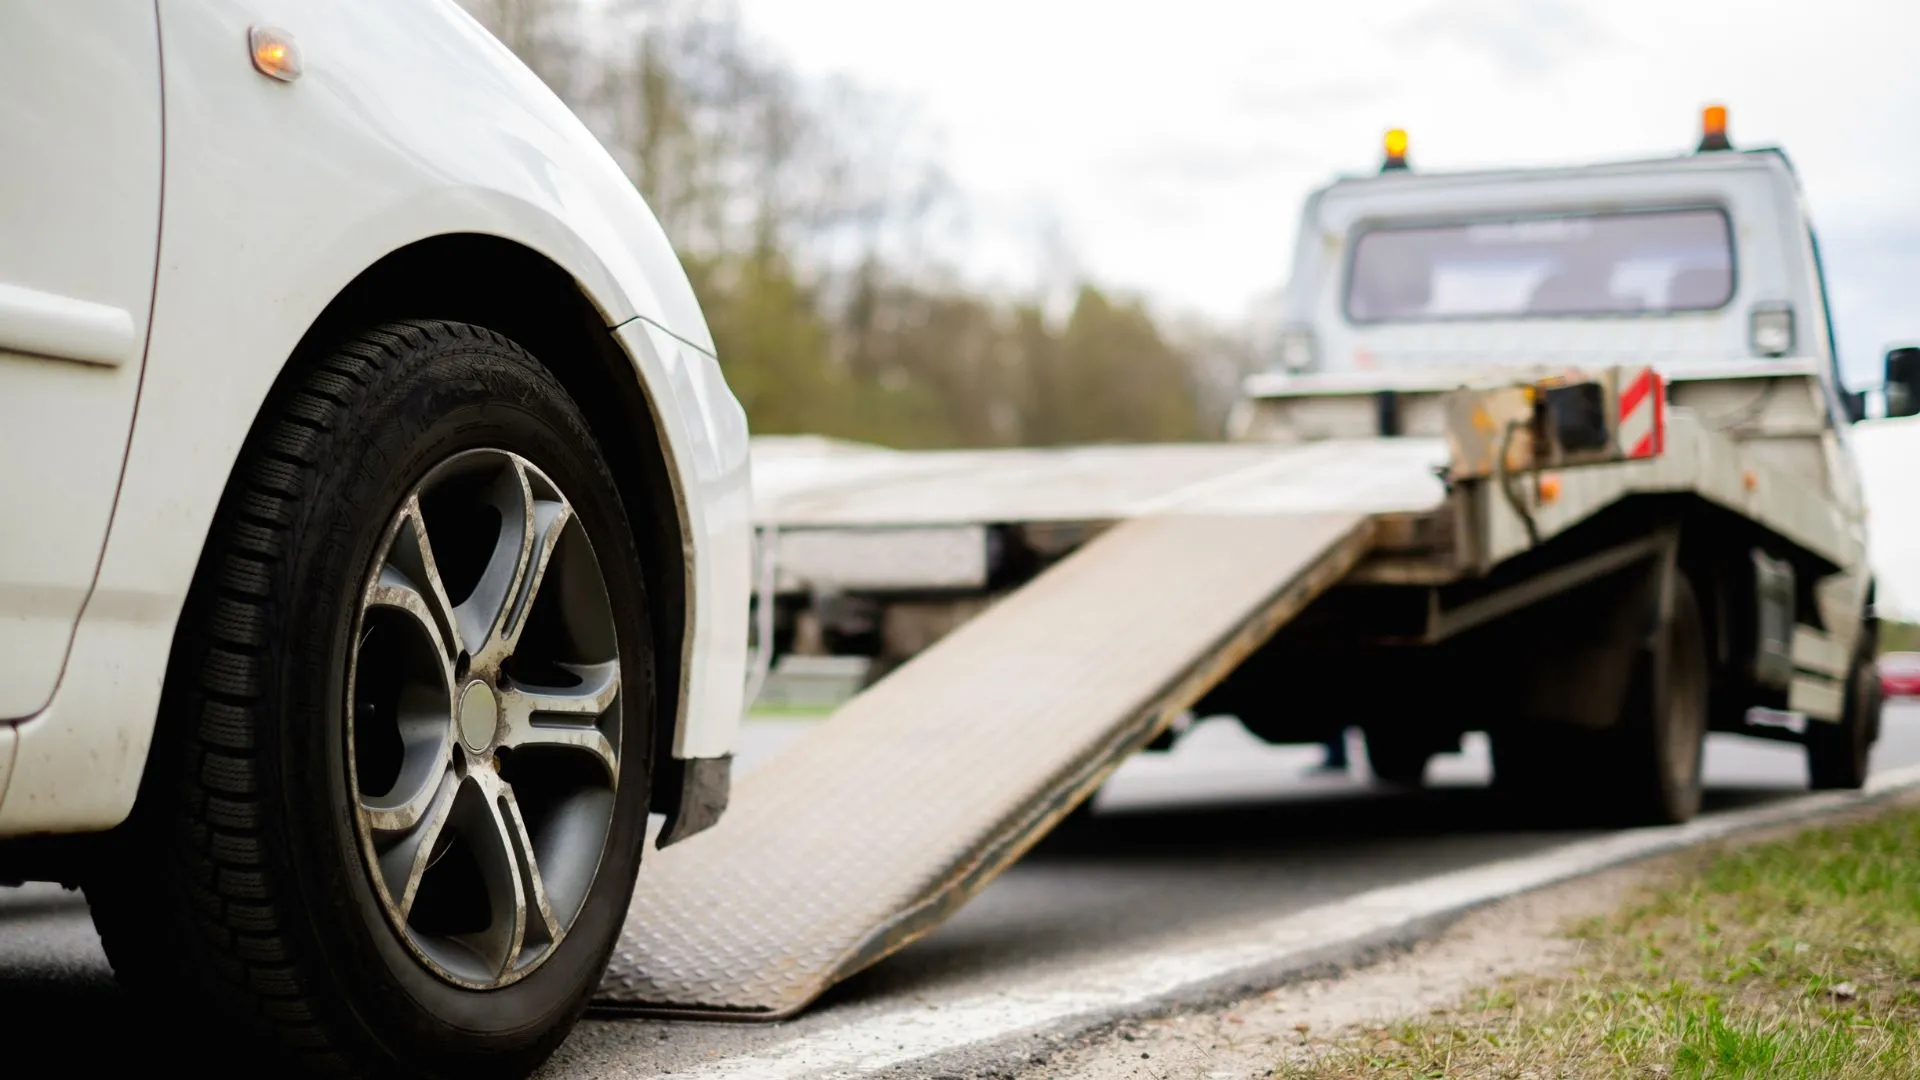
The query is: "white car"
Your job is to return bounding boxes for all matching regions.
[0,2,750,1073]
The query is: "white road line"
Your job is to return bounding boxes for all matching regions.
[666,764,1920,1080]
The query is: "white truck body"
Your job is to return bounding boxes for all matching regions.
[1241,145,1881,704]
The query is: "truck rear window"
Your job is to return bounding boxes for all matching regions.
[1345,207,1734,323]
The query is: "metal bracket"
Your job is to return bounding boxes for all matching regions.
[1425,531,1674,644]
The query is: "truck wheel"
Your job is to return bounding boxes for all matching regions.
[1806,632,1881,790]
[1603,573,1709,825]
[85,321,654,1077]
[1489,727,1579,803]
[1362,729,1437,787]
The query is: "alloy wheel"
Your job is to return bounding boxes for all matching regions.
[347,449,623,988]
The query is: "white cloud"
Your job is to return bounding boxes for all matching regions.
[1386,0,1615,80]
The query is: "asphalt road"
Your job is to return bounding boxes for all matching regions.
[6,704,1918,1075]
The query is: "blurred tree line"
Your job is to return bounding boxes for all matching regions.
[1887,620,1920,655]
[459,0,1254,447]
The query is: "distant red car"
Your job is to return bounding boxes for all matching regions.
[1881,652,1920,699]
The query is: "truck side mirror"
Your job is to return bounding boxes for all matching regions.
[1888,346,1920,419]
[1843,389,1867,424]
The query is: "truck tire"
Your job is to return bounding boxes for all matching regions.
[1806,630,1881,790]
[1362,729,1440,787]
[1602,573,1709,825]
[1489,727,1579,803]
[85,321,655,1077]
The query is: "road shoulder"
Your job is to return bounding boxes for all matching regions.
[1012,859,1646,1079]
[1022,793,1920,1079]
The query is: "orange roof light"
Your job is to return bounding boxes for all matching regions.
[1382,128,1410,172]
[1697,104,1731,152]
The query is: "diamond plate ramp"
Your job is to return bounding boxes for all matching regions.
[596,511,1373,1019]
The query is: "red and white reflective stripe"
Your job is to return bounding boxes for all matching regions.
[1617,367,1665,459]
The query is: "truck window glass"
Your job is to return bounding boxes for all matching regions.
[1346,207,1734,323]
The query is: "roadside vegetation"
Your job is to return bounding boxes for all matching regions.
[1883,620,1920,654]
[1283,804,1920,1079]
[458,0,1252,449]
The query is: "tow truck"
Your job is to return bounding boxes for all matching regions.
[590,106,1920,1021]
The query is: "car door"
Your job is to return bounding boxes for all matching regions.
[0,2,164,718]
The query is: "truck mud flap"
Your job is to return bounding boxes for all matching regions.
[594,511,1373,1019]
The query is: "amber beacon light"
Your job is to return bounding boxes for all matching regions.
[1381,127,1410,172]
[1697,104,1730,152]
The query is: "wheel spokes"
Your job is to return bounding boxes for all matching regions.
[501,497,570,658]
[375,768,459,919]
[377,497,463,661]
[361,741,454,835]
[499,660,621,781]
[457,462,571,669]
[441,772,528,978]
[496,780,561,955]
[359,500,461,834]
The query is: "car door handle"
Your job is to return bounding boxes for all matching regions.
[0,281,137,367]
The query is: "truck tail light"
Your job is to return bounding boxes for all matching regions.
[1749,303,1795,357]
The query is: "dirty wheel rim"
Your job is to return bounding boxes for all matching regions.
[346,448,621,988]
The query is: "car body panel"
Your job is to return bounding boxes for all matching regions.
[618,320,752,759]
[0,0,749,833]
[0,1,163,720]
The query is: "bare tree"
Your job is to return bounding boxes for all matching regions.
[454,0,1245,451]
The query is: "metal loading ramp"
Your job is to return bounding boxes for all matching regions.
[595,510,1374,1019]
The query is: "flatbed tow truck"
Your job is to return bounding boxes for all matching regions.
[591,108,1920,1021]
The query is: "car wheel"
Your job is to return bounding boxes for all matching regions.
[86,320,654,1077]
[1806,628,1880,791]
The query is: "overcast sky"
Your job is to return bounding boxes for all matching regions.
[734,0,1920,616]
[739,0,1920,389]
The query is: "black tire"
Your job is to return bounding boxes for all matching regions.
[1601,572,1709,825]
[1489,726,1582,806]
[85,321,654,1078]
[1362,730,1436,787]
[1807,628,1881,790]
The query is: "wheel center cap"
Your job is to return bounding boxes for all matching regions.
[458,681,499,753]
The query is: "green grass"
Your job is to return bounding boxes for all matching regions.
[744,703,838,721]
[1884,620,1920,656]
[1282,805,1920,1078]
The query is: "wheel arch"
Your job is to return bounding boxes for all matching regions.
[193,235,695,823]
[291,235,692,802]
